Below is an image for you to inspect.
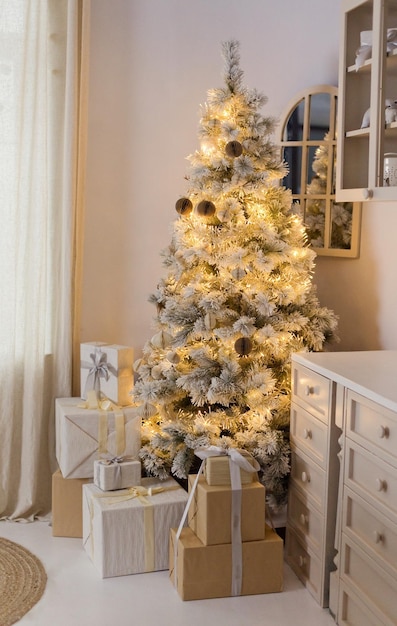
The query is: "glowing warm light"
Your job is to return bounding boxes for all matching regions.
[201,142,215,155]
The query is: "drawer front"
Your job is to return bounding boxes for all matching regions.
[290,402,328,469]
[287,486,324,552]
[346,390,397,469]
[343,486,397,579]
[338,580,383,626]
[292,363,331,424]
[290,447,326,512]
[341,535,397,625]
[285,526,324,606]
[345,439,397,520]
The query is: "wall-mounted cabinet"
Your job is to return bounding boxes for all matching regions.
[336,0,397,202]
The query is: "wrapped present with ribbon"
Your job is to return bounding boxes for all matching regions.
[187,473,265,545]
[171,446,265,600]
[55,397,141,479]
[82,478,189,578]
[93,456,141,491]
[201,446,259,485]
[169,523,283,601]
[80,342,134,406]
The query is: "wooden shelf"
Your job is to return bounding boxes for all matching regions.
[345,127,370,138]
[345,121,397,138]
[347,48,397,73]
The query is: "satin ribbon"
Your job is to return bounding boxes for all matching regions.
[86,484,180,573]
[195,445,260,474]
[81,347,113,397]
[79,390,126,458]
[173,446,260,596]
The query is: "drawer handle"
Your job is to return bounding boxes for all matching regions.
[373,530,384,544]
[299,513,308,527]
[301,471,310,483]
[378,425,389,439]
[303,428,312,440]
[375,478,387,492]
[298,555,306,568]
[305,385,315,396]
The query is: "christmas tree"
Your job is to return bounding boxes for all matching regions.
[133,40,338,509]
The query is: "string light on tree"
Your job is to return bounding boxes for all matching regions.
[132,40,337,511]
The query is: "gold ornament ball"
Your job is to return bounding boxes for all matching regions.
[151,330,173,349]
[175,197,193,216]
[225,140,243,157]
[231,267,246,280]
[234,337,253,356]
[204,312,217,330]
[196,200,216,217]
[166,350,180,364]
[151,364,163,379]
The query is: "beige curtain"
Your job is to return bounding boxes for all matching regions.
[0,0,90,520]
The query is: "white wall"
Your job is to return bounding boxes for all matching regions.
[82,0,397,357]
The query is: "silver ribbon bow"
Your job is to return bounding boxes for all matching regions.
[85,348,110,396]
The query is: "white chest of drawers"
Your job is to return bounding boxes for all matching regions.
[286,351,397,624]
[285,356,341,607]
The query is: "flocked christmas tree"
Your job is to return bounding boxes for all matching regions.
[132,40,338,509]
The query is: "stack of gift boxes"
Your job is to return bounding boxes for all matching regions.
[53,341,284,597]
[52,341,140,537]
[169,452,284,600]
[53,341,188,578]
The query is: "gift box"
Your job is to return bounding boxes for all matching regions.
[82,477,189,578]
[80,342,134,406]
[93,458,141,491]
[55,397,141,479]
[188,474,265,545]
[204,452,258,486]
[169,524,283,601]
[51,469,92,538]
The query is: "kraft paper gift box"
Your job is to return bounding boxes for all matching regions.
[80,341,134,406]
[82,477,189,578]
[203,452,258,486]
[187,474,265,545]
[169,524,283,601]
[55,397,141,479]
[51,469,92,538]
[93,458,141,491]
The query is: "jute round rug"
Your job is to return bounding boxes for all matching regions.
[0,537,47,626]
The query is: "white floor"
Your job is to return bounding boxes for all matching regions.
[0,520,336,626]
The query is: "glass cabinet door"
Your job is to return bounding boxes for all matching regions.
[336,0,397,201]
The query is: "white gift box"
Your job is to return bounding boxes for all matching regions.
[82,478,188,578]
[93,458,141,491]
[55,398,141,479]
[80,342,134,406]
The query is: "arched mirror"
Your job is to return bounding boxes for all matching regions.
[279,85,361,257]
